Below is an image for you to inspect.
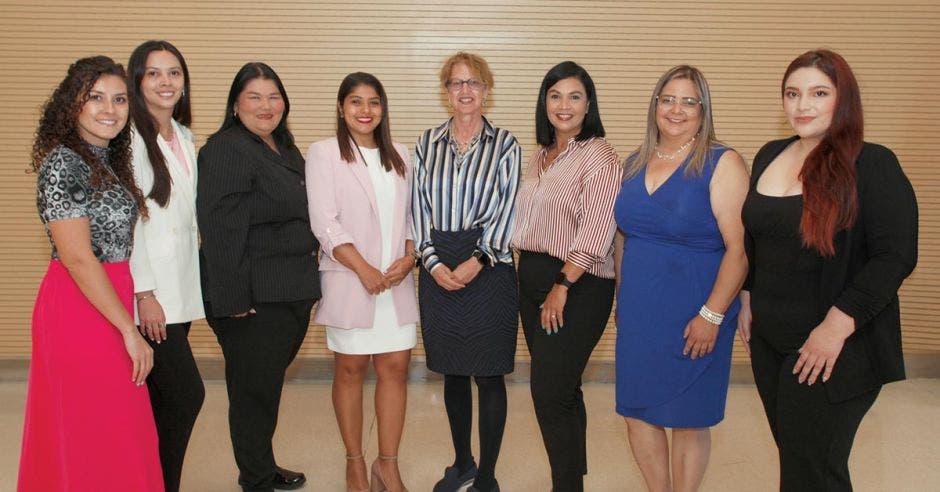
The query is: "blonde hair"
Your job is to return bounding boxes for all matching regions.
[624,65,721,180]
[439,51,494,91]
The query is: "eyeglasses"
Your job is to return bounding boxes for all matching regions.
[657,95,702,111]
[446,78,486,92]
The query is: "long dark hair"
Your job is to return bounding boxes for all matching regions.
[31,56,147,217]
[535,61,605,147]
[127,40,192,208]
[783,49,863,256]
[212,62,294,149]
[336,72,405,177]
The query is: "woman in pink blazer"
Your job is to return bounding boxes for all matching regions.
[306,72,418,492]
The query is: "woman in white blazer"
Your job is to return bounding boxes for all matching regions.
[306,72,419,492]
[127,40,205,492]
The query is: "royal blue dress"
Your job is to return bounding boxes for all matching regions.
[614,145,739,428]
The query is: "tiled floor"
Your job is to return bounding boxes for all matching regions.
[2,379,938,491]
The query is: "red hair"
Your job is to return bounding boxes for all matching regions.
[783,49,864,256]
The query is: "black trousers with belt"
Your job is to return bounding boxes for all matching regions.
[750,329,880,492]
[145,322,205,492]
[207,299,314,492]
[518,251,615,492]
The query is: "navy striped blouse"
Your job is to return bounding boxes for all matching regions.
[412,117,522,271]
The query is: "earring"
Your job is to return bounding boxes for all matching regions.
[181,88,186,98]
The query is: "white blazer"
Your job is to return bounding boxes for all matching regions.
[129,120,205,324]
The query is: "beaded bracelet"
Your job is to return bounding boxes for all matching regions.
[698,305,724,325]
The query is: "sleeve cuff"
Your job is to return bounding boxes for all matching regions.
[129,252,157,293]
[131,276,157,294]
[566,250,598,272]
[423,253,441,272]
[323,229,355,261]
[475,243,499,266]
[208,283,252,317]
[833,296,867,331]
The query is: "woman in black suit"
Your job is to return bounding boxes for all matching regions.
[197,62,320,492]
[738,49,917,491]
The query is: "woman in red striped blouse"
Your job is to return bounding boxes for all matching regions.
[511,61,623,492]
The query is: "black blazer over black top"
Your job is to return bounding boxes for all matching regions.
[744,136,918,403]
[197,124,320,317]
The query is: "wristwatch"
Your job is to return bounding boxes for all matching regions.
[410,250,422,266]
[554,271,574,289]
[471,249,492,267]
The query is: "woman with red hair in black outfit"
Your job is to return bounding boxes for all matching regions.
[738,49,918,491]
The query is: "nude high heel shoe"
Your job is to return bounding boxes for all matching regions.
[370,455,408,492]
[346,454,369,492]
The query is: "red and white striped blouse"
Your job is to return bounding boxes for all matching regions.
[511,137,623,278]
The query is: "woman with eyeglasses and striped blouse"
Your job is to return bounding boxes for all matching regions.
[412,51,521,492]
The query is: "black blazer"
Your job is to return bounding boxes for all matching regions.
[197,125,320,317]
[744,136,918,402]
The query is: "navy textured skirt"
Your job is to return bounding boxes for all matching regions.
[419,229,518,376]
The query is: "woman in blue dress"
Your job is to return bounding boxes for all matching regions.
[614,65,749,491]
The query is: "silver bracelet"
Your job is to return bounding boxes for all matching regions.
[698,305,724,325]
[136,293,156,302]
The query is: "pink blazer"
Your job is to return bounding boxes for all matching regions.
[305,137,419,329]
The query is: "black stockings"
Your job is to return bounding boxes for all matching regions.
[443,374,507,491]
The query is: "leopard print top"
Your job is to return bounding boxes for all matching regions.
[37,144,138,262]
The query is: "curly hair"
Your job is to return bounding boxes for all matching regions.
[30,55,147,218]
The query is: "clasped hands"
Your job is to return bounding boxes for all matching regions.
[430,257,483,291]
[358,254,416,294]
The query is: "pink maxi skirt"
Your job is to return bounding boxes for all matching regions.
[18,260,163,492]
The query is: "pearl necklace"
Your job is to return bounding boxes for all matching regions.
[655,137,695,160]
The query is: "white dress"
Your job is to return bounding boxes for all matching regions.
[326,147,417,355]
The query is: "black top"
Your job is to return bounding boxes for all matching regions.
[197,124,320,317]
[37,144,138,262]
[744,137,918,402]
[743,192,825,346]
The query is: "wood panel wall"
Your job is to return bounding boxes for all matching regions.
[1,0,937,365]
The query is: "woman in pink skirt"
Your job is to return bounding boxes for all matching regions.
[18,56,164,492]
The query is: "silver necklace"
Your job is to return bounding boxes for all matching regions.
[655,137,695,160]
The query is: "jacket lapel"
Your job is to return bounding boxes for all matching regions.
[389,154,409,245]
[158,121,196,212]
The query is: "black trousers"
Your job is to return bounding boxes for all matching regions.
[518,251,615,492]
[207,299,314,492]
[145,322,205,492]
[750,330,880,492]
